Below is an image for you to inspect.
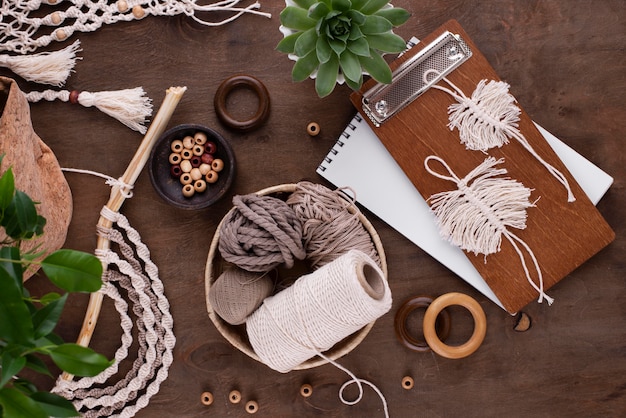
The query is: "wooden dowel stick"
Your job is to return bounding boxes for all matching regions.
[62,86,187,381]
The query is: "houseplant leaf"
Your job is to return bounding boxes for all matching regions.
[276,32,302,54]
[0,387,48,418]
[292,50,320,82]
[2,190,41,240]
[41,249,102,293]
[339,49,362,84]
[0,251,35,345]
[315,54,340,97]
[0,166,15,210]
[374,7,411,26]
[32,293,68,340]
[359,0,390,14]
[1,346,27,388]
[364,32,407,53]
[30,391,79,417]
[49,344,112,377]
[359,49,392,84]
[280,6,317,31]
[360,15,392,34]
[294,28,318,57]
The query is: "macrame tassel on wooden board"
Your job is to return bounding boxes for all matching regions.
[0,40,81,86]
[424,155,553,305]
[425,70,575,202]
[24,87,153,133]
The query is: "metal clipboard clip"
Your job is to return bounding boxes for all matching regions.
[361,31,472,127]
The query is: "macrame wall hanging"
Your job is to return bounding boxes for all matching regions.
[424,155,553,305]
[52,86,186,417]
[424,70,575,203]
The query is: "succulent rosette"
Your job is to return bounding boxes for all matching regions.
[277,0,410,97]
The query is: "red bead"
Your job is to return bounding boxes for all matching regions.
[69,90,80,104]
[190,156,202,168]
[170,164,182,178]
[201,153,214,165]
[204,141,217,154]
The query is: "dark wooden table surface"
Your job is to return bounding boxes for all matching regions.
[5,1,624,417]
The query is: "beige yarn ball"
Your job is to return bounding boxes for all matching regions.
[209,267,274,325]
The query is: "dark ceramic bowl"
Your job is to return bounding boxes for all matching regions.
[149,124,236,210]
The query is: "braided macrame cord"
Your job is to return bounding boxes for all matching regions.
[424,155,553,305]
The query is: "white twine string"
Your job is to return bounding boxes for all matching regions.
[61,167,134,198]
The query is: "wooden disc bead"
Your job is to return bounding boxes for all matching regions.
[245,400,259,414]
[205,171,219,184]
[194,131,208,145]
[401,376,414,390]
[193,144,205,156]
[181,149,193,160]
[307,122,320,136]
[199,163,212,176]
[211,158,224,172]
[171,139,184,153]
[169,153,181,165]
[194,179,207,193]
[183,135,195,149]
[180,160,192,173]
[300,383,313,397]
[190,168,202,181]
[200,391,213,406]
[180,172,192,185]
[229,390,242,404]
[182,183,195,198]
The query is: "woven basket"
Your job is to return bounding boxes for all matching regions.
[204,183,388,370]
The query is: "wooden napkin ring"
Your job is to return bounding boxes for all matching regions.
[423,292,487,359]
[214,74,270,132]
[394,295,451,352]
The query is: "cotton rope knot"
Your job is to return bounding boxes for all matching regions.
[218,193,306,272]
[425,69,575,202]
[62,168,134,198]
[425,155,553,305]
[286,181,380,269]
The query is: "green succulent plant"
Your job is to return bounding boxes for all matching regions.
[277,0,410,97]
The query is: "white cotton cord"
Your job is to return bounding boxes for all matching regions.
[25,87,153,133]
[424,155,553,305]
[0,40,81,86]
[61,167,134,198]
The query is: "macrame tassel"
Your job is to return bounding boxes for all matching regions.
[426,70,575,202]
[24,87,153,133]
[425,155,553,305]
[0,40,81,86]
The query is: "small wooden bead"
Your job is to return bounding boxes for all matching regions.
[69,90,80,104]
[192,144,205,156]
[402,376,414,390]
[179,172,193,185]
[194,131,208,145]
[204,141,217,154]
[190,168,202,181]
[190,155,202,168]
[55,28,67,41]
[132,5,145,19]
[181,149,193,160]
[201,153,214,165]
[168,152,182,165]
[199,163,212,176]
[180,160,192,173]
[200,391,213,406]
[117,0,129,13]
[228,390,242,404]
[194,179,207,193]
[211,158,224,172]
[300,384,313,397]
[245,400,259,414]
[182,183,195,198]
[50,12,62,25]
[205,170,219,184]
[307,122,320,136]
[170,165,182,178]
[182,135,195,149]
[171,139,184,153]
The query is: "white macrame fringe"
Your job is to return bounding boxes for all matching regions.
[426,70,575,203]
[0,40,81,86]
[24,87,153,133]
[425,155,553,305]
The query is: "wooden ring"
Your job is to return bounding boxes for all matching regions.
[423,292,487,359]
[214,74,270,132]
[394,295,451,352]
[401,376,414,390]
[200,391,213,406]
[306,122,320,136]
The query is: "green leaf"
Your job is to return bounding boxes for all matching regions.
[0,387,48,418]
[308,2,329,20]
[315,54,340,97]
[366,32,407,53]
[32,293,67,340]
[344,71,364,90]
[277,32,303,54]
[316,35,333,63]
[347,36,371,56]
[346,9,366,25]
[348,21,364,40]
[331,0,351,12]
[41,249,103,293]
[360,0,391,15]
[292,0,316,8]
[339,49,362,84]
[39,292,62,305]
[2,190,40,240]
[360,14,392,34]
[294,28,318,57]
[0,166,15,210]
[351,0,369,10]
[31,392,79,417]
[280,6,317,31]
[0,251,35,345]
[328,37,346,55]
[1,346,27,388]
[374,7,410,26]
[292,49,320,82]
[359,49,392,84]
[49,343,112,377]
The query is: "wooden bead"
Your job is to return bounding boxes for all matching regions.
[117,0,129,13]
[194,179,207,193]
[194,131,208,145]
[170,165,182,178]
[180,160,192,173]
[69,90,80,104]
[169,152,182,165]
[182,135,195,149]
[205,170,219,184]
[401,376,414,390]
[190,156,202,168]
[228,390,242,404]
[300,383,313,397]
[199,163,212,176]
[181,149,193,160]
[193,144,205,156]
[211,158,224,172]
[171,139,184,153]
[182,183,195,198]
[179,172,193,185]
[190,168,202,181]
[132,5,145,19]
[55,28,67,41]
[245,400,259,414]
[200,391,213,406]
[307,122,320,136]
[201,153,214,165]
[50,12,62,25]
[204,141,217,154]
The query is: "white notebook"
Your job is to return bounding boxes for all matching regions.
[316,113,613,311]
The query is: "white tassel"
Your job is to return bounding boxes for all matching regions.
[0,40,81,86]
[24,87,153,134]
[425,155,553,305]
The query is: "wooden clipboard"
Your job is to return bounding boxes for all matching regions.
[350,19,615,314]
